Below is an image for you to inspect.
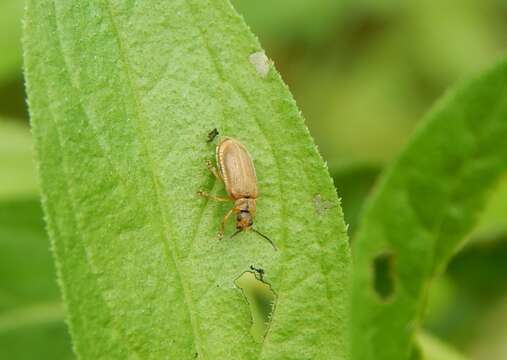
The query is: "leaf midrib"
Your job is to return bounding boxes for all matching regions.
[102,1,206,357]
[48,0,203,356]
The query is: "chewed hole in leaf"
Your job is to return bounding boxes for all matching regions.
[372,252,396,300]
[234,269,276,343]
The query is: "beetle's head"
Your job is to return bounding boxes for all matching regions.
[236,211,253,230]
[231,214,277,251]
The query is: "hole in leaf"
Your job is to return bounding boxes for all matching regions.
[234,268,277,343]
[373,252,396,300]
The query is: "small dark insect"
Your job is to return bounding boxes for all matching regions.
[198,134,276,250]
[207,128,219,143]
[250,265,265,281]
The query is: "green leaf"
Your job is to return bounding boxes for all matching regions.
[0,118,39,199]
[23,0,350,359]
[0,198,73,359]
[0,0,24,85]
[351,58,507,360]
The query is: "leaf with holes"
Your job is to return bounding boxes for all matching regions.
[351,58,507,360]
[23,0,350,359]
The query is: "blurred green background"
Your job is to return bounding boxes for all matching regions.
[2,0,507,358]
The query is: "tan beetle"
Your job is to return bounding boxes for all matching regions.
[198,131,276,250]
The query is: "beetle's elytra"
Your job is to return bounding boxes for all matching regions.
[198,132,276,250]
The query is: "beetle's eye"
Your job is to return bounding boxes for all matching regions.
[249,219,253,226]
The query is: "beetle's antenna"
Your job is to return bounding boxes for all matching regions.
[230,229,242,238]
[252,228,277,251]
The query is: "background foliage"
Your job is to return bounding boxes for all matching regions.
[1,0,507,359]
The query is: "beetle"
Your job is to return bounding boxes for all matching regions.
[198,135,276,250]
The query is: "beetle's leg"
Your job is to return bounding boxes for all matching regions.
[197,190,231,202]
[219,208,235,239]
[205,159,223,181]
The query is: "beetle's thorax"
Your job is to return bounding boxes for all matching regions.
[235,198,256,214]
[234,198,256,230]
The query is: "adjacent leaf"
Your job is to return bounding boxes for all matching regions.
[0,118,38,199]
[351,58,507,360]
[24,0,350,359]
[0,198,73,359]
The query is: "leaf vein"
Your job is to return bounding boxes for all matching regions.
[102,1,206,356]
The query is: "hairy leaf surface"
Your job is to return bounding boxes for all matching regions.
[24,1,350,359]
